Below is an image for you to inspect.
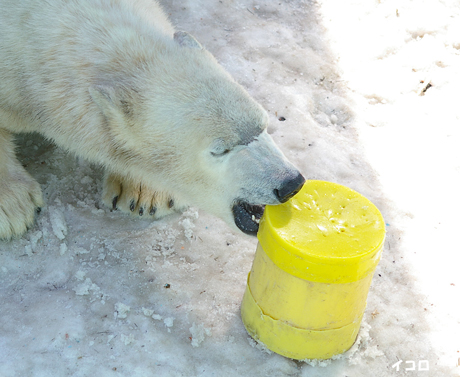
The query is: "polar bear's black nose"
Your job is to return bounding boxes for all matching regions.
[274,173,305,203]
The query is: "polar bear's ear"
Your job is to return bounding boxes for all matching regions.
[174,31,203,49]
[89,84,115,110]
[89,84,134,124]
[89,84,141,147]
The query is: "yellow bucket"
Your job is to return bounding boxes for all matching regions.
[241,180,385,360]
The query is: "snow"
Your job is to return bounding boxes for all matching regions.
[1,0,459,376]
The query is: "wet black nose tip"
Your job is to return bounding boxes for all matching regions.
[274,173,306,203]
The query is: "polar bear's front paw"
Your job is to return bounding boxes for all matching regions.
[102,173,184,219]
[0,170,44,240]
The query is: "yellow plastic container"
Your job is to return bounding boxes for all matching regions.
[241,180,385,360]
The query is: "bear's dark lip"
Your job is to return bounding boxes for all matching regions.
[232,201,265,236]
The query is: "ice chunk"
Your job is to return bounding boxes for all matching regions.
[75,270,86,281]
[30,231,43,251]
[142,307,155,317]
[59,243,68,256]
[49,207,67,240]
[74,278,93,296]
[74,247,90,255]
[121,333,135,346]
[180,218,195,239]
[189,322,212,348]
[114,302,130,319]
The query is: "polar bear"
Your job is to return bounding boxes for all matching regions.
[0,0,304,240]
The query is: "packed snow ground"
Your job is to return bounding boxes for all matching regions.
[1,0,459,376]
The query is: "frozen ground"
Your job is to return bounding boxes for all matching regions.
[1,0,459,376]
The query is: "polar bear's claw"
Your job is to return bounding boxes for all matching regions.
[129,199,136,212]
[103,173,184,220]
[112,196,119,210]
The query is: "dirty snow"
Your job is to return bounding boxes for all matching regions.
[1,0,459,376]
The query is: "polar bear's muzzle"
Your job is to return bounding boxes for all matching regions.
[232,202,265,236]
[232,172,305,236]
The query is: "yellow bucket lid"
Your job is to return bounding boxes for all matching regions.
[258,180,385,283]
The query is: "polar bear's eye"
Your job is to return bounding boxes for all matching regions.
[210,139,232,157]
[210,149,230,157]
[209,138,233,157]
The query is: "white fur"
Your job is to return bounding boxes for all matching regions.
[0,0,301,239]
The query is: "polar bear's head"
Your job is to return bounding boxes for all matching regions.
[90,32,304,235]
